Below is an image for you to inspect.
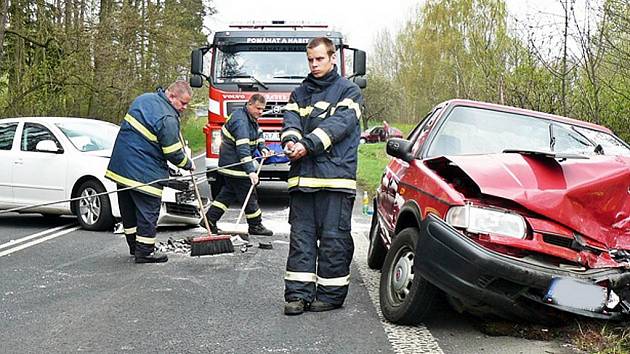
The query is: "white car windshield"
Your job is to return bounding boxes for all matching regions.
[55,120,119,152]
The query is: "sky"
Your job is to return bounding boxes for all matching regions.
[204,0,591,55]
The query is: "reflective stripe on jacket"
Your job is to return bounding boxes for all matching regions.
[105,88,192,197]
[281,69,363,194]
[218,106,266,178]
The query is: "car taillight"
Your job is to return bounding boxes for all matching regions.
[211,129,221,154]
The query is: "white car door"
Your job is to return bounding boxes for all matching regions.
[0,122,19,207]
[12,122,68,208]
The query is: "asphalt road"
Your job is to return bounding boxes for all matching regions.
[0,158,578,353]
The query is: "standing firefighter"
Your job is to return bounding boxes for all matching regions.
[202,94,273,239]
[281,37,363,315]
[106,80,194,264]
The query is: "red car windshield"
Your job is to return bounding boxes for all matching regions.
[427,106,630,157]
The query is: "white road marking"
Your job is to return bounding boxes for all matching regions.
[352,223,444,353]
[0,223,74,250]
[0,225,81,257]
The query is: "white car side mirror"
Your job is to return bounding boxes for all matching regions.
[35,140,62,153]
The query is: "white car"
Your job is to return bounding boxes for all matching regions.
[0,117,207,230]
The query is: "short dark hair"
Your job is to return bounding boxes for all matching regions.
[248,93,266,105]
[307,37,335,56]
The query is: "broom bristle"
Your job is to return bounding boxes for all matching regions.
[190,235,234,256]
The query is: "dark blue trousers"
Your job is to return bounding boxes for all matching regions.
[205,176,262,226]
[117,185,161,255]
[284,191,355,305]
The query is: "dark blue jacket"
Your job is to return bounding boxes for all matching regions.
[281,68,363,194]
[106,88,192,197]
[218,106,267,178]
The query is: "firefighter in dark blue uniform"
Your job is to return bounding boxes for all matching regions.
[106,80,194,263]
[203,94,273,238]
[281,37,363,315]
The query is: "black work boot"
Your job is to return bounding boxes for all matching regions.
[125,235,136,256]
[200,219,221,234]
[309,300,342,312]
[135,251,168,264]
[284,299,307,316]
[135,246,168,264]
[249,223,273,236]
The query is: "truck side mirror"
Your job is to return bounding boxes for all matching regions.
[191,48,204,75]
[353,77,367,89]
[353,50,366,77]
[190,74,204,88]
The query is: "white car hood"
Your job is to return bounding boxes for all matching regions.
[82,149,112,158]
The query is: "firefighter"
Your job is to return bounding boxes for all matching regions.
[202,94,273,239]
[281,37,363,315]
[106,80,194,264]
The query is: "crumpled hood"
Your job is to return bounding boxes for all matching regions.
[445,153,630,249]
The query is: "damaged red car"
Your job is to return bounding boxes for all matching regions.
[368,99,630,323]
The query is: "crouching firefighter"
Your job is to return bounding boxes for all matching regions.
[106,80,194,263]
[202,94,273,239]
[281,37,364,315]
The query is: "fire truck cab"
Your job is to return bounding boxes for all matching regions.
[190,22,367,197]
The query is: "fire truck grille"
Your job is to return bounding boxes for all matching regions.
[263,101,286,118]
[226,101,287,118]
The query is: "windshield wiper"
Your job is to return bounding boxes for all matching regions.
[217,75,268,90]
[273,75,305,79]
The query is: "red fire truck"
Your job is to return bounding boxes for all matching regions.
[189,22,367,197]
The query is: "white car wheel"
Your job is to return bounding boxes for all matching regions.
[73,180,114,231]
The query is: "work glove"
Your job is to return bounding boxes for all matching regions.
[249,172,259,186]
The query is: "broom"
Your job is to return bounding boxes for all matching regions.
[189,169,234,256]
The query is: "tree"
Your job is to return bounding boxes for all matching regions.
[0,0,214,120]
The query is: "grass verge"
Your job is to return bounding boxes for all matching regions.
[479,318,630,353]
[357,142,389,195]
[181,115,207,153]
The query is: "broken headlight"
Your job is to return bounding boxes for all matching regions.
[446,204,527,239]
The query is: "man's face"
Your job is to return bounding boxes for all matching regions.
[307,44,336,78]
[168,91,191,113]
[247,101,266,119]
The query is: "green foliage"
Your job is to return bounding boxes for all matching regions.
[364,0,629,143]
[0,0,213,121]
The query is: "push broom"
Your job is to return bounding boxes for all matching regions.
[189,169,234,256]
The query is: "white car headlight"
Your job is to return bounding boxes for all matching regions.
[446,204,527,239]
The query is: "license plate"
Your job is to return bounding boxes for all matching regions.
[263,132,280,141]
[543,278,607,312]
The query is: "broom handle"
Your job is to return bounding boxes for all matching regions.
[190,169,212,237]
[236,158,264,225]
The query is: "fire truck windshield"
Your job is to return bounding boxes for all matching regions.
[213,47,341,84]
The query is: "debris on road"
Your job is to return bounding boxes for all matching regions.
[156,237,191,254]
[259,241,273,250]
